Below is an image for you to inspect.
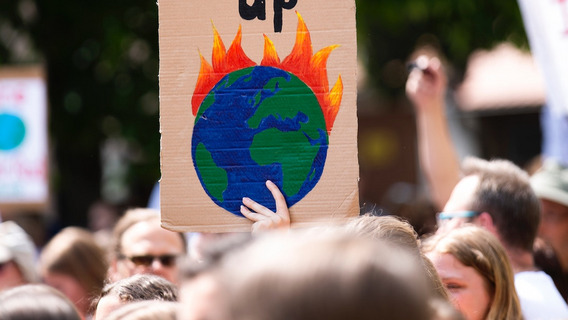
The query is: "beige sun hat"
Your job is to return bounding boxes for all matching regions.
[530,159,568,207]
[0,221,38,283]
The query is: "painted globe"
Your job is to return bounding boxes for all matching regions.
[192,66,328,216]
[0,113,26,151]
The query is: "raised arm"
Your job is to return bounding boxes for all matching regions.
[406,55,461,210]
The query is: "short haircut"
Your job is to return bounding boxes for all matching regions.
[110,208,186,257]
[462,157,540,251]
[422,225,523,320]
[89,274,178,315]
[0,284,81,320]
[215,230,435,320]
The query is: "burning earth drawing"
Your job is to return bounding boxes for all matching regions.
[191,12,343,217]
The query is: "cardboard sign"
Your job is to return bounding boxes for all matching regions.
[159,0,358,232]
[0,66,49,213]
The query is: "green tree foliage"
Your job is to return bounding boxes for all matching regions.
[0,0,528,226]
[356,0,528,97]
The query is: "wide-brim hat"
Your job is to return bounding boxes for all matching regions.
[530,159,568,207]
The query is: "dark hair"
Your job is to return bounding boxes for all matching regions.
[0,284,81,320]
[462,157,540,251]
[90,274,178,315]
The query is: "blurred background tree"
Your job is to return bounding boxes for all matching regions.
[0,0,528,228]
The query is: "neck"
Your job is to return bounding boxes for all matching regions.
[506,246,537,273]
[557,249,568,272]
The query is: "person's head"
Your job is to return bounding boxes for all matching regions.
[0,284,81,320]
[0,221,37,291]
[40,227,108,316]
[422,225,522,320]
[441,157,540,252]
[92,274,178,320]
[106,301,178,320]
[199,230,435,320]
[344,214,449,300]
[530,159,568,260]
[109,208,186,283]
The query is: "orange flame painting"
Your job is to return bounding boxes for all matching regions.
[191,12,343,133]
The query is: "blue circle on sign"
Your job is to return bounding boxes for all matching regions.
[0,113,26,151]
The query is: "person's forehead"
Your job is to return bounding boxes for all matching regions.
[120,220,184,255]
[443,175,480,212]
[96,294,124,320]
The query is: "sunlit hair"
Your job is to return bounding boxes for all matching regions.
[343,214,449,301]
[462,157,540,252]
[89,274,178,316]
[0,284,81,320]
[40,227,108,306]
[422,225,523,320]
[216,230,435,320]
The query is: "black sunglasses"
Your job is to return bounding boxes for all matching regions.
[119,254,178,267]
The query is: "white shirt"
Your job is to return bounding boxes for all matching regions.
[515,271,568,320]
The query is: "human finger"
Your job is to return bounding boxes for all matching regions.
[240,205,265,222]
[242,196,272,217]
[265,180,289,219]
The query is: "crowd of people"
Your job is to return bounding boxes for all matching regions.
[1,52,568,320]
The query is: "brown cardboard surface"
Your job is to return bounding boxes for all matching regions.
[159,0,358,232]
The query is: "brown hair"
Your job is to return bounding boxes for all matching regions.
[422,225,523,320]
[40,227,108,302]
[217,231,435,320]
[344,214,449,300]
[462,157,540,252]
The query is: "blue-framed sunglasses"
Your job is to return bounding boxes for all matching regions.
[437,210,481,221]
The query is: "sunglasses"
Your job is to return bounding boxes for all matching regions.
[437,210,481,221]
[119,254,178,267]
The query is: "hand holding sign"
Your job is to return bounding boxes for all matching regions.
[241,180,291,232]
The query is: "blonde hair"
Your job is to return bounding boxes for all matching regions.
[422,225,523,320]
[344,214,449,300]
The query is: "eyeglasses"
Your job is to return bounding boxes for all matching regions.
[119,254,178,267]
[437,210,481,221]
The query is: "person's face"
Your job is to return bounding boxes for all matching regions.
[538,199,568,261]
[114,219,185,284]
[438,175,480,233]
[42,271,89,315]
[427,252,492,320]
[0,260,27,291]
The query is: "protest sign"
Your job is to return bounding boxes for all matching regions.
[0,66,49,213]
[159,0,358,232]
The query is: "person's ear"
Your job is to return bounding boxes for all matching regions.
[476,212,498,236]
